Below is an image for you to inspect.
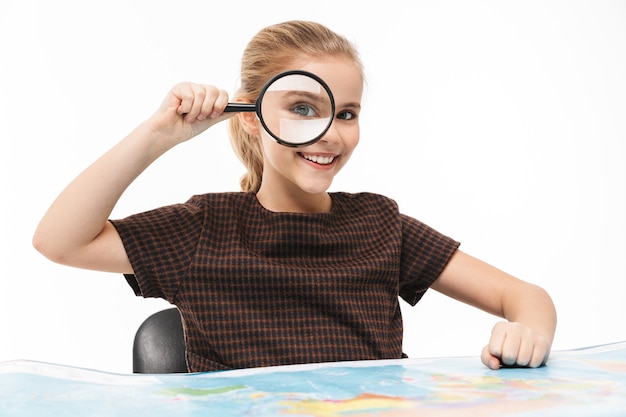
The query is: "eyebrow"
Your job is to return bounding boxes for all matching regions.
[277,91,361,111]
[280,90,329,105]
[340,102,362,109]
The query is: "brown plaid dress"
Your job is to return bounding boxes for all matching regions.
[111,192,459,372]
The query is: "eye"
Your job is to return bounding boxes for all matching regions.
[291,103,318,117]
[336,110,357,120]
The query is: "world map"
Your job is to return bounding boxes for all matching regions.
[1,341,625,416]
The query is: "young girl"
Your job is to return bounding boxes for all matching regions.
[33,20,556,372]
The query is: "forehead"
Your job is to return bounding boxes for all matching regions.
[287,56,364,105]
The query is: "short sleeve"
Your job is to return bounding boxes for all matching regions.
[110,196,206,302]
[399,214,460,306]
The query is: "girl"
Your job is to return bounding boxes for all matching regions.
[33,20,556,372]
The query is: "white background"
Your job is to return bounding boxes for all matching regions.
[1,1,624,374]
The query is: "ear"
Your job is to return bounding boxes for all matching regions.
[238,111,260,136]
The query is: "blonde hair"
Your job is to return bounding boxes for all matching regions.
[229,20,363,192]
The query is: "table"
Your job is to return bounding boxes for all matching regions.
[1,341,625,416]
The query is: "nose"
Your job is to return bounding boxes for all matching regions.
[318,119,340,144]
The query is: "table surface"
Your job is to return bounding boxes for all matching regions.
[1,341,625,416]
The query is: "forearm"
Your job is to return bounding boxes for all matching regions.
[33,120,171,264]
[435,251,556,340]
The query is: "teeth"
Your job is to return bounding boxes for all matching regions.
[302,154,335,165]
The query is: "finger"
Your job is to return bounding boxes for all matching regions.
[515,338,534,367]
[194,86,224,121]
[500,330,522,366]
[183,84,210,122]
[481,345,501,370]
[186,97,235,137]
[487,322,506,360]
[209,88,230,118]
[174,83,197,116]
[528,340,550,368]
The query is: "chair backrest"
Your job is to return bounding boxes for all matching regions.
[133,308,188,373]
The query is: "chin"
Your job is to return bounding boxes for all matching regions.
[298,180,333,195]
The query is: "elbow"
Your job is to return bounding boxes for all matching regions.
[32,228,68,265]
[32,229,53,261]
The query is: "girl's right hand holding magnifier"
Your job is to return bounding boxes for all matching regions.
[148,82,234,150]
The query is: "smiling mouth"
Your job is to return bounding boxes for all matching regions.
[299,153,336,165]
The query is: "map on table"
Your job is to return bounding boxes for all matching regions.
[1,341,625,416]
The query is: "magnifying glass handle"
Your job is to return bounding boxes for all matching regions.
[224,103,256,112]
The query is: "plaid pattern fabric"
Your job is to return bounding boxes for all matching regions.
[112,192,459,371]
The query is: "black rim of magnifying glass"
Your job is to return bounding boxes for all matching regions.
[224,70,335,147]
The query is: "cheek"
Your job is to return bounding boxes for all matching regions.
[338,129,359,169]
[352,128,360,148]
[343,125,360,151]
[260,131,291,166]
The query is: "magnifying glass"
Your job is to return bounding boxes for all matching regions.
[224,70,335,147]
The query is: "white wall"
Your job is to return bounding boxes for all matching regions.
[1,0,624,374]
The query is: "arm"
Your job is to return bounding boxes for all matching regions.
[32,83,233,273]
[430,250,557,369]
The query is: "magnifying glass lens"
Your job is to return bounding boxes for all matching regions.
[258,72,334,146]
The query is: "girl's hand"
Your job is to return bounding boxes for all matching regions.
[149,82,234,148]
[481,321,551,369]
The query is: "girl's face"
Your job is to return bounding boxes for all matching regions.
[257,56,363,204]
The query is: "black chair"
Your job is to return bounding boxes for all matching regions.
[133,308,188,373]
